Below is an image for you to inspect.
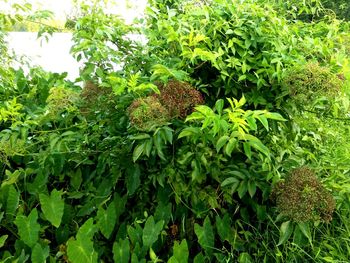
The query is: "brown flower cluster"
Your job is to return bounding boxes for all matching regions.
[80,80,114,116]
[271,167,335,223]
[154,80,204,119]
[127,96,170,130]
[128,80,204,130]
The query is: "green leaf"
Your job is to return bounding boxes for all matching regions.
[277,221,294,246]
[168,239,189,263]
[225,138,237,156]
[6,185,19,216]
[142,216,164,248]
[97,201,117,239]
[194,216,214,255]
[31,243,49,263]
[215,99,224,115]
[247,180,257,198]
[133,143,145,162]
[67,219,98,263]
[238,252,253,263]
[248,139,270,157]
[216,135,229,152]
[221,177,239,187]
[243,142,252,159]
[257,115,269,130]
[297,222,312,246]
[126,165,141,196]
[39,189,65,228]
[15,208,40,248]
[0,235,8,248]
[113,239,130,263]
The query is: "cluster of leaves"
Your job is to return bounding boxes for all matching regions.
[0,0,350,262]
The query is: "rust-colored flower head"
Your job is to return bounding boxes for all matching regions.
[127,96,170,131]
[271,167,335,223]
[154,80,204,119]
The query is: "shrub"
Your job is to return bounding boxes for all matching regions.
[272,167,336,222]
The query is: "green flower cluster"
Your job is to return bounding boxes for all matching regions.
[272,167,336,222]
[282,62,342,101]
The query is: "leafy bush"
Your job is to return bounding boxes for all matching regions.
[0,0,350,262]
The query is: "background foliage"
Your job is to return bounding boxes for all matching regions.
[1,0,350,262]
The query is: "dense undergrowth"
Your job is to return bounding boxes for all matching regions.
[1,0,350,262]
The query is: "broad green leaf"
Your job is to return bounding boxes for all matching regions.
[39,189,64,228]
[126,165,141,196]
[31,243,49,263]
[142,216,164,248]
[67,238,98,263]
[193,252,206,263]
[0,235,8,248]
[154,202,172,226]
[6,185,19,216]
[277,221,293,246]
[194,216,214,255]
[215,214,231,242]
[168,239,189,263]
[113,239,130,263]
[15,208,40,248]
[97,201,117,239]
[67,219,98,263]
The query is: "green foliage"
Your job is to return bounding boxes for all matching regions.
[0,0,350,261]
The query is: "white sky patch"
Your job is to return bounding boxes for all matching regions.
[0,0,148,23]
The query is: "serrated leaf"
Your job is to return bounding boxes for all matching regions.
[277,221,293,246]
[39,189,64,228]
[142,216,164,248]
[0,235,8,248]
[194,216,214,255]
[97,201,117,239]
[113,239,130,263]
[31,243,49,263]
[15,208,40,248]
